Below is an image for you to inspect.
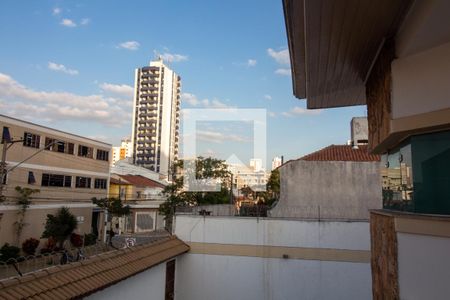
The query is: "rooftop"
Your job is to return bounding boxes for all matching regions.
[115,174,166,188]
[0,236,188,299]
[298,145,381,162]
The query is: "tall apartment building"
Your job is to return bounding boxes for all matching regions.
[111,137,133,165]
[0,114,110,246]
[131,59,181,177]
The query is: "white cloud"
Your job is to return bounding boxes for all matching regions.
[275,68,291,76]
[282,106,322,117]
[197,130,250,144]
[80,18,90,25]
[181,93,234,109]
[264,94,272,100]
[0,72,131,126]
[267,48,290,65]
[117,41,140,51]
[247,59,257,67]
[268,111,276,117]
[99,83,133,98]
[48,62,79,75]
[61,18,77,27]
[53,8,61,15]
[159,52,188,63]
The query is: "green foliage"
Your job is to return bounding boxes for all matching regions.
[41,207,77,248]
[84,233,97,246]
[251,169,280,207]
[92,197,131,217]
[0,243,20,262]
[14,186,40,244]
[21,238,40,256]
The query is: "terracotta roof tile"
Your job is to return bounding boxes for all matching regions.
[118,174,166,188]
[298,144,380,162]
[0,236,189,299]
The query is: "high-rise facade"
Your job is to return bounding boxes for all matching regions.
[131,59,181,177]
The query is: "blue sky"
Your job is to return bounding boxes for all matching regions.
[0,0,367,168]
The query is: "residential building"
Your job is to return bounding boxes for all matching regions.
[0,114,110,246]
[131,58,181,178]
[271,156,282,170]
[283,0,450,298]
[249,158,262,172]
[111,138,133,165]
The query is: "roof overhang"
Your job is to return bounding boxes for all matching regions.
[283,0,413,109]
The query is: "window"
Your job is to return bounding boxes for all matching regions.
[78,145,93,158]
[45,137,74,154]
[96,149,109,161]
[76,176,91,188]
[23,132,40,148]
[41,174,72,187]
[28,171,36,184]
[1,173,6,185]
[94,178,107,189]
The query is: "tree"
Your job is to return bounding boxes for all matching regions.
[159,157,231,231]
[41,207,77,249]
[255,169,280,207]
[92,197,131,245]
[14,186,39,245]
[240,186,254,199]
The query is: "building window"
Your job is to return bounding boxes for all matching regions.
[45,138,74,154]
[28,171,36,184]
[23,132,40,148]
[96,149,109,161]
[41,174,72,187]
[76,176,91,188]
[78,145,93,158]
[94,178,107,189]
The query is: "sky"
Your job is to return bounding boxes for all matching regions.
[0,0,367,169]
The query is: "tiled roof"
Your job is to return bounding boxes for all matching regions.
[109,177,131,185]
[298,145,380,162]
[118,175,165,188]
[0,236,189,299]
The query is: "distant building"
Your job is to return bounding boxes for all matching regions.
[131,58,181,178]
[271,156,282,170]
[249,158,262,172]
[111,137,133,165]
[0,114,110,246]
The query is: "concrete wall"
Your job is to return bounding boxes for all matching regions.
[174,215,372,300]
[270,160,381,220]
[397,232,450,300]
[0,204,93,246]
[86,261,167,300]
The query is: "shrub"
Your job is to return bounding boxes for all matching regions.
[70,233,83,248]
[41,207,77,248]
[40,237,57,254]
[0,243,20,262]
[84,233,97,246]
[22,238,40,256]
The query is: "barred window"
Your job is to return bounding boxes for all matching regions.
[94,178,107,189]
[23,132,40,148]
[78,145,93,158]
[96,149,109,161]
[76,176,91,188]
[41,174,72,187]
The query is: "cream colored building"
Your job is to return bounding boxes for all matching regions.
[131,58,181,178]
[0,114,111,246]
[111,138,133,165]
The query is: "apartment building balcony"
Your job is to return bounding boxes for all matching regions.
[138,112,157,118]
[138,126,156,131]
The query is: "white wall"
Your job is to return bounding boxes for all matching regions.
[174,215,372,300]
[397,233,450,300]
[86,262,166,300]
[392,41,450,119]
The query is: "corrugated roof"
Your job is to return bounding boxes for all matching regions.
[298,145,380,162]
[0,236,189,299]
[118,175,165,188]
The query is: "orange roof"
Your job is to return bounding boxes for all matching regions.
[0,236,188,299]
[298,145,380,162]
[118,175,165,188]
